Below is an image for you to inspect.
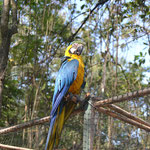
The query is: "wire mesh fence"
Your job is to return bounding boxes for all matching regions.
[0,125,46,149]
[0,89,150,150]
[0,114,84,150]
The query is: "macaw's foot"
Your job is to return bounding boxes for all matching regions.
[64,93,80,104]
[71,94,80,103]
[78,93,91,110]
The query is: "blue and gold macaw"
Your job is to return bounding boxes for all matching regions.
[45,41,85,150]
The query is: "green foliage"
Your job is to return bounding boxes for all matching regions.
[1,0,150,149]
[1,76,24,126]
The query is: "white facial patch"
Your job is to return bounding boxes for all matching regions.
[69,47,76,54]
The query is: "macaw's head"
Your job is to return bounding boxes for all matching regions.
[65,41,84,57]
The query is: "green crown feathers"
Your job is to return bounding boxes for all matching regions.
[71,40,86,46]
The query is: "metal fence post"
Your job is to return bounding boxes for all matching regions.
[83,98,95,150]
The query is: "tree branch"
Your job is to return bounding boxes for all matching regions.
[94,88,150,107]
[69,0,109,42]
[0,95,88,135]
[96,106,150,132]
[0,116,50,134]
[1,0,10,35]
[0,144,33,150]
[0,88,150,134]
[107,104,150,127]
[10,0,18,35]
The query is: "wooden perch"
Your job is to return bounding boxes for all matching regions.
[0,95,87,135]
[0,89,150,134]
[107,104,150,127]
[94,88,150,107]
[96,106,150,132]
[0,144,33,150]
[0,116,50,134]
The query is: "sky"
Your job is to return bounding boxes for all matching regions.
[62,0,150,83]
[121,37,150,83]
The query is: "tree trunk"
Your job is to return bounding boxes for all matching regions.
[0,0,17,118]
[0,31,11,118]
[0,80,3,118]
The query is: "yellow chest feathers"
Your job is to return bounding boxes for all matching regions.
[68,56,85,94]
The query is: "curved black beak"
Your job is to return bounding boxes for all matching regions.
[76,46,84,55]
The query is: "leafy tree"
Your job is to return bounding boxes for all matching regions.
[0,0,150,149]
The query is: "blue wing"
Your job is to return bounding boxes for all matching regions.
[45,59,79,150]
[51,59,79,116]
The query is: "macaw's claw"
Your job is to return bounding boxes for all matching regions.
[64,93,80,104]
